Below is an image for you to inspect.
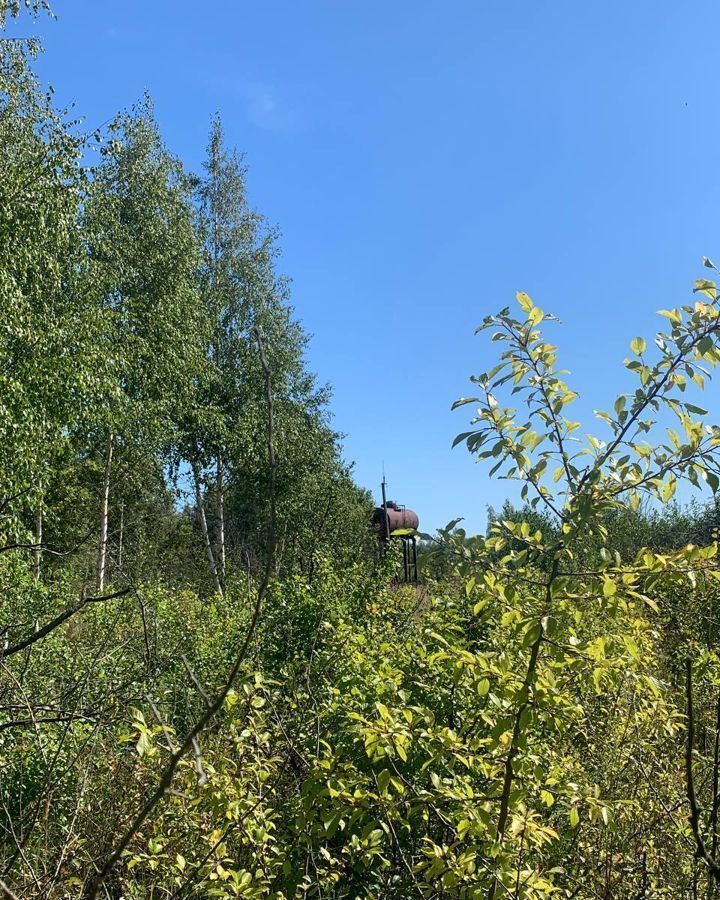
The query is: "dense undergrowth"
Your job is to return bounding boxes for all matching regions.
[5,535,720,898]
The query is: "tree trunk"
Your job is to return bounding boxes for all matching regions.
[192,462,223,595]
[33,494,42,584]
[118,502,124,576]
[216,454,226,587]
[211,136,226,591]
[96,433,114,593]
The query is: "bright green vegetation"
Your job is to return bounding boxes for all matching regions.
[7,5,720,900]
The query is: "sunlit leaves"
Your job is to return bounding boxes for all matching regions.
[516,290,534,314]
[457,269,720,534]
[694,278,718,299]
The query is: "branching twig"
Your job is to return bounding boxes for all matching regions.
[2,588,130,658]
[0,878,19,900]
[181,655,211,707]
[685,657,720,882]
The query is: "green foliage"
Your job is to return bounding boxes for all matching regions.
[0,33,100,532]
[83,99,208,451]
[185,117,371,585]
[8,7,720,899]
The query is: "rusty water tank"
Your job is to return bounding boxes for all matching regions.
[371,501,420,540]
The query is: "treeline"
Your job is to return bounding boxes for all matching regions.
[419,499,720,581]
[1,8,371,597]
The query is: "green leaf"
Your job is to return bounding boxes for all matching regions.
[451,397,480,411]
[528,306,544,326]
[602,577,617,598]
[452,431,477,448]
[523,621,543,648]
[323,810,343,837]
[630,337,646,356]
[694,278,718,298]
[516,291,533,313]
[376,769,391,793]
[662,477,677,503]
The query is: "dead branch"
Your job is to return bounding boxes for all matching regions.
[2,588,130,658]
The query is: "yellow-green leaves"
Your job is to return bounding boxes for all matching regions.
[658,308,682,325]
[517,291,533,314]
[694,278,718,299]
[630,337,646,356]
[516,291,544,324]
[523,620,543,648]
[528,306,544,326]
[602,576,617,599]
[662,476,677,503]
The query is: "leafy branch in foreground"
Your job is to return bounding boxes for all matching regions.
[450,266,720,898]
[455,275,720,529]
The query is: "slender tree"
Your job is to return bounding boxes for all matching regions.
[0,14,101,557]
[187,117,365,582]
[83,100,207,590]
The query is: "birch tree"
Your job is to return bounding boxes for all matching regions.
[84,100,206,591]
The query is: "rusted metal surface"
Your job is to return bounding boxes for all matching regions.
[371,502,420,540]
[372,483,420,583]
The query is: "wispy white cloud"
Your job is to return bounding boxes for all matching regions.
[202,71,299,132]
[240,80,297,131]
[102,25,141,42]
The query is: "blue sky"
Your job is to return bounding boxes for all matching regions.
[12,1,720,533]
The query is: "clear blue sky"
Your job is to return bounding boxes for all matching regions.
[12,1,720,533]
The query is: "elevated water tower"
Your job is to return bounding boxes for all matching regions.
[371,478,420,583]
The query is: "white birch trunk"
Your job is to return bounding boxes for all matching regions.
[33,500,42,584]
[192,462,223,595]
[96,433,114,593]
[216,454,226,587]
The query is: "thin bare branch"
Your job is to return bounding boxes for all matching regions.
[2,588,130,658]
[0,877,19,900]
[685,657,720,882]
